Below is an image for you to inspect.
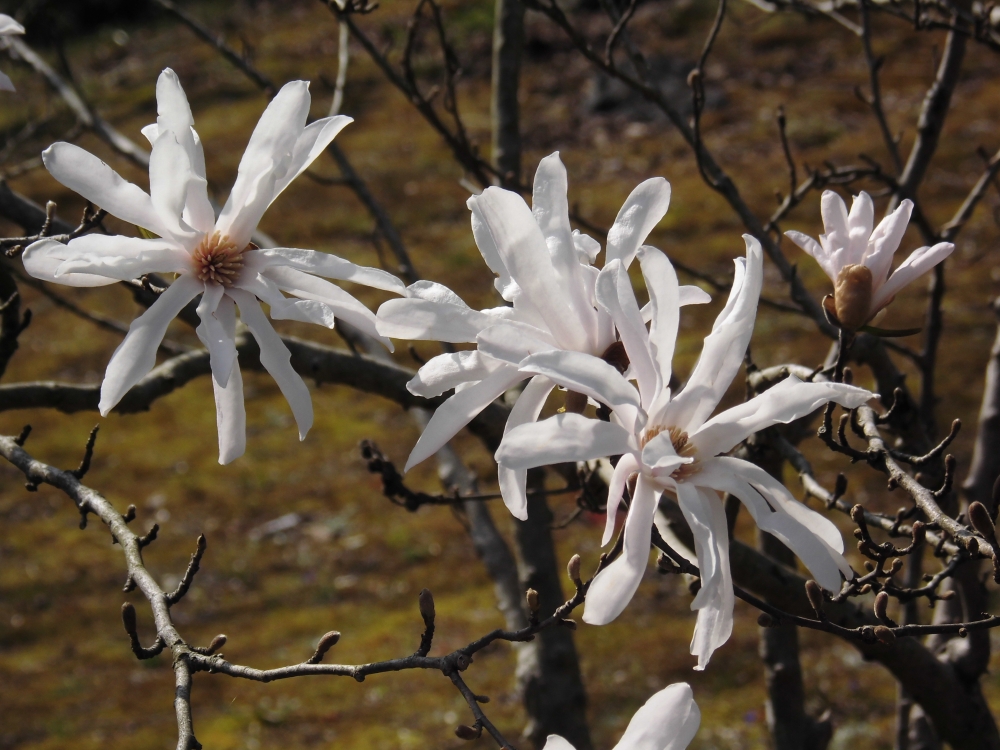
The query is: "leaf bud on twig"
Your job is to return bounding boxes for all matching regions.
[121,601,138,636]
[911,521,926,543]
[874,591,890,622]
[307,631,342,664]
[757,612,777,628]
[889,558,903,574]
[873,625,896,644]
[455,724,482,741]
[850,504,865,524]
[207,634,227,654]
[804,580,825,619]
[526,588,539,614]
[418,588,435,626]
[567,554,582,585]
[969,501,997,541]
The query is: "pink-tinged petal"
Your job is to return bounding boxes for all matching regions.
[531,152,596,342]
[638,246,680,386]
[612,683,700,750]
[99,275,202,414]
[596,261,659,408]
[606,177,671,269]
[676,482,733,670]
[498,375,556,520]
[477,321,558,365]
[690,376,873,458]
[214,359,246,465]
[0,15,25,35]
[819,190,850,268]
[215,81,312,248]
[230,288,313,440]
[862,199,912,288]
[377,296,512,343]
[195,284,236,387]
[845,192,874,266]
[469,198,518,302]
[54,235,191,281]
[23,239,118,286]
[272,115,353,199]
[0,69,14,92]
[583,474,659,625]
[519,349,644,431]
[406,364,523,471]
[42,143,171,237]
[542,737,577,750]
[470,187,587,350]
[250,247,405,294]
[784,230,837,282]
[496,412,632,471]
[869,241,955,312]
[603,452,639,547]
[408,350,499,399]
[665,236,763,433]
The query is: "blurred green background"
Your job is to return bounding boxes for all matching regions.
[1,1,1000,748]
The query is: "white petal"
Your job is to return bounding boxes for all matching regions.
[690,375,873,458]
[230,288,313,440]
[405,364,523,471]
[543,737,577,750]
[240,270,339,330]
[496,412,631,470]
[612,683,701,750]
[605,177,671,269]
[862,199,912,288]
[0,69,15,92]
[595,261,659,408]
[407,350,498,399]
[196,284,237,387]
[214,359,247,464]
[519,349,644,432]
[477,321,558,365]
[498,375,557,520]
[676,482,733,670]
[377,297,512,343]
[641,286,711,323]
[845,192,874,267]
[99,275,202,414]
[22,239,118,287]
[149,131,195,238]
[54,235,191,282]
[572,229,601,263]
[470,187,587,350]
[583,474,659,625]
[0,15,25,35]
[602,452,639,547]
[272,115,353,199]
[819,190,850,270]
[469,198,517,302]
[665,236,762,434]
[869,241,955,312]
[250,247,405,294]
[42,143,172,237]
[638,246,680,386]
[785,230,837,282]
[640,431,692,479]
[215,81,312,248]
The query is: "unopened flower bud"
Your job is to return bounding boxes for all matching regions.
[833,264,874,330]
[121,602,137,634]
[207,634,227,654]
[851,504,865,524]
[873,625,896,644]
[455,725,481,741]
[805,580,825,616]
[567,554,582,584]
[874,591,890,622]
[418,588,435,625]
[526,588,539,614]
[889,558,903,574]
[969,501,996,540]
[308,630,342,664]
[859,583,872,594]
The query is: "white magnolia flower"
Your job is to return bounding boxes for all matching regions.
[545,683,700,750]
[785,190,954,330]
[0,15,25,92]
[377,152,709,518]
[496,237,872,669]
[23,68,404,463]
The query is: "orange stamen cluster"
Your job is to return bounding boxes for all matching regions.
[192,232,244,287]
[641,425,700,480]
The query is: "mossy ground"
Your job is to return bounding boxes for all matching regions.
[1,1,1000,748]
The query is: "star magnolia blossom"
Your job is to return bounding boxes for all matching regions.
[785,190,954,330]
[496,237,873,669]
[376,152,708,518]
[544,683,700,750]
[0,15,25,92]
[23,68,404,463]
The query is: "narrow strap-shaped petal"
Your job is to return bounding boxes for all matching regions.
[498,375,556,520]
[595,260,658,408]
[862,199,912,288]
[583,474,659,625]
[0,15,25,35]
[240,270,339,330]
[407,350,499,399]
[469,197,518,302]
[611,683,700,750]
[640,285,712,323]
[230,288,313,440]
[54,235,190,282]
[784,230,837,282]
[23,238,119,287]
[272,115,353,200]
[676,482,733,671]
[518,349,644,432]
[215,81,312,248]
[211,295,246,465]
[195,283,237,387]
[819,190,850,270]
[869,241,955,313]
[603,452,639,547]
[406,364,523,471]
[42,142,172,238]
[99,274,202,414]
[477,321,558,365]
[605,177,671,269]
[542,737,577,750]
[637,246,680,386]
[377,297,512,343]
[0,69,15,92]
[250,247,405,294]
[690,375,872,458]
[845,191,874,267]
[495,412,632,470]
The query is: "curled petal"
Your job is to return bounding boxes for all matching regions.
[606,177,671,269]
[498,375,557,520]
[862,199,913,287]
[407,350,501,399]
[23,238,118,287]
[869,241,955,313]
[603,452,639,547]
[612,683,701,750]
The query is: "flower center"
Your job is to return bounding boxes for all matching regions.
[192,232,246,287]
[641,425,700,480]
